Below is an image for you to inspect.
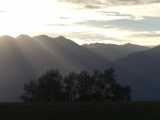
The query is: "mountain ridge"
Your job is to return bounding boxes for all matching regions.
[0,35,109,102]
[82,42,149,62]
[0,34,158,101]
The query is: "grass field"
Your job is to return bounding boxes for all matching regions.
[0,102,160,120]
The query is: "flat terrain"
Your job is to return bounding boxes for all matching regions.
[0,102,160,120]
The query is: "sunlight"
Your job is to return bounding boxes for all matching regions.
[32,36,78,72]
[0,0,65,37]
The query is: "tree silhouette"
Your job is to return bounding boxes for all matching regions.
[19,79,38,102]
[77,70,94,101]
[20,69,63,102]
[91,67,131,101]
[110,84,131,101]
[92,69,105,101]
[20,68,132,102]
[102,67,117,101]
[37,69,63,102]
[63,72,78,102]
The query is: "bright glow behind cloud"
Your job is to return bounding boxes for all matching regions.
[0,0,159,46]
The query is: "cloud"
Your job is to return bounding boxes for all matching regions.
[58,16,71,19]
[56,0,101,6]
[45,24,68,26]
[129,33,160,38]
[55,0,160,20]
[73,17,160,32]
[84,5,100,9]
[56,0,160,9]
[59,31,128,45]
[68,32,116,41]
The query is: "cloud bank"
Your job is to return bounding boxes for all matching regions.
[57,0,160,8]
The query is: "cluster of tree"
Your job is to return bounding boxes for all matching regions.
[20,67,131,102]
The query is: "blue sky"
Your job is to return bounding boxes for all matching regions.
[0,0,160,46]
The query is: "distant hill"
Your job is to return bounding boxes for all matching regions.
[0,35,109,102]
[113,45,160,101]
[82,43,149,62]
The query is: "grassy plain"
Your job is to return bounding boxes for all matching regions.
[0,102,159,120]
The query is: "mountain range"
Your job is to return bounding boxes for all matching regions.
[0,34,159,101]
[82,43,149,62]
[0,35,108,102]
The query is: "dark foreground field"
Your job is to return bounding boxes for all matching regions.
[0,102,160,120]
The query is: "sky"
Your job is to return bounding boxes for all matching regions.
[0,0,160,46]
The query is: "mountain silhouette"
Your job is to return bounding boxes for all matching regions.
[0,35,109,102]
[113,45,160,101]
[82,43,149,62]
[0,34,157,102]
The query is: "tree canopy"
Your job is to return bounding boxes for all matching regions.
[20,68,131,102]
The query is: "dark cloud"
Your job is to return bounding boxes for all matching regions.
[56,0,160,9]
[85,5,100,9]
[129,33,160,38]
